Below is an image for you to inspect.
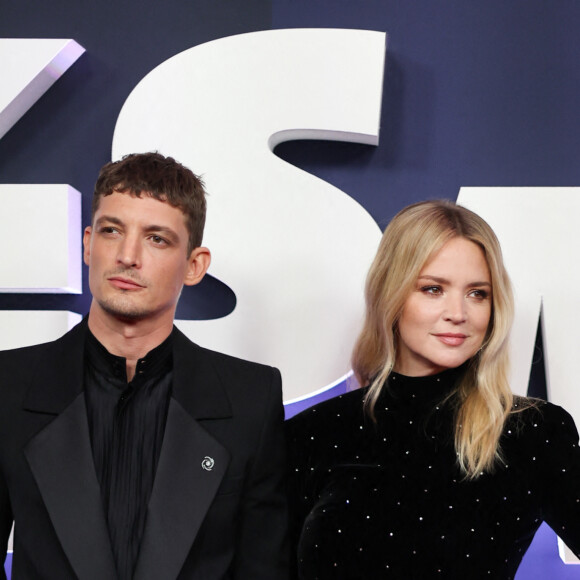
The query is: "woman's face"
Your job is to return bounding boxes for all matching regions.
[395,237,492,376]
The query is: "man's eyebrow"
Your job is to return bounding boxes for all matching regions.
[95,215,123,227]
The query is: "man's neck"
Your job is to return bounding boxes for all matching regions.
[87,303,174,382]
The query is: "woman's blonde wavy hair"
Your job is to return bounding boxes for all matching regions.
[351,200,517,479]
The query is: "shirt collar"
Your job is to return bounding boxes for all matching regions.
[85,327,174,384]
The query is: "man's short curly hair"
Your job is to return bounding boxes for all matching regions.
[92,152,207,253]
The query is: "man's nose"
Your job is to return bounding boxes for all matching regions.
[117,235,141,268]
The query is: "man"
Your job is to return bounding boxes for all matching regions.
[0,152,288,579]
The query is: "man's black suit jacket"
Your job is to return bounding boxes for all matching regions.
[0,320,288,579]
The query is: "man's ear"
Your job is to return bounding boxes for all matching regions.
[184,247,211,286]
[83,226,92,266]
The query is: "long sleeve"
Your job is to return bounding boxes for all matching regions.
[0,468,11,580]
[536,403,580,556]
[284,374,580,579]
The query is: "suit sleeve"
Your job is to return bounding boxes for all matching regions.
[232,367,289,579]
[0,354,13,580]
[0,455,12,579]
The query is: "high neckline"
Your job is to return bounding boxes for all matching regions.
[85,326,174,385]
[385,363,468,406]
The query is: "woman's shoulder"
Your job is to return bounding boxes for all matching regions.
[508,396,579,441]
[285,387,368,440]
[285,387,376,470]
[287,387,367,423]
[512,396,574,420]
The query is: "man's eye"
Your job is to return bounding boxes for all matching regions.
[99,226,118,234]
[150,235,168,245]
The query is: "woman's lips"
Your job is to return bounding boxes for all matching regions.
[108,277,145,290]
[434,333,467,346]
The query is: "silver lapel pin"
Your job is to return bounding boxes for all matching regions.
[201,456,215,471]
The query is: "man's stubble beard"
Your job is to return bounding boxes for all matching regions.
[96,294,153,322]
[94,267,154,321]
[95,286,183,322]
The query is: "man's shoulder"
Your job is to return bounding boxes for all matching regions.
[174,326,280,378]
[172,327,282,414]
[0,322,85,397]
[172,328,283,421]
[0,343,43,389]
[199,344,279,376]
[0,332,67,364]
[1,320,84,358]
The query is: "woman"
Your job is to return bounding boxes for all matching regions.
[286,200,580,579]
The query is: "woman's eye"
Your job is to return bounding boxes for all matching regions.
[421,285,442,295]
[469,289,489,300]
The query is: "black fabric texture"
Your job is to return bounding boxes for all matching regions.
[84,330,173,580]
[286,366,580,579]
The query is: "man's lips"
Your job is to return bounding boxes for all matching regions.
[108,276,145,290]
[433,333,467,346]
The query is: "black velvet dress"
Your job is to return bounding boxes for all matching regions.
[286,366,580,579]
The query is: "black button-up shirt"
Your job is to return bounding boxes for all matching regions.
[84,329,173,580]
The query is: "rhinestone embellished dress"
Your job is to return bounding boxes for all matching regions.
[286,366,580,579]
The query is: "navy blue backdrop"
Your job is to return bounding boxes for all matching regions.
[2,1,580,577]
[3,1,580,324]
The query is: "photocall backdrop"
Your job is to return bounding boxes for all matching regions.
[2,1,580,578]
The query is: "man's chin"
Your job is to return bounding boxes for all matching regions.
[98,299,151,322]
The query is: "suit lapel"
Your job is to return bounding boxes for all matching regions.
[23,321,117,580]
[134,329,233,580]
[24,324,233,579]
[133,399,229,580]
[24,394,118,580]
